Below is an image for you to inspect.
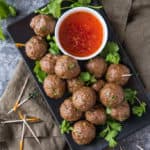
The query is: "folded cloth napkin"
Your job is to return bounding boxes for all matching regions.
[0,0,150,150]
[0,60,65,150]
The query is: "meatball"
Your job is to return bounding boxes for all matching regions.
[43,75,66,99]
[55,55,80,79]
[92,80,105,92]
[60,98,82,121]
[85,106,106,125]
[67,78,84,93]
[106,64,131,86]
[72,87,96,112]
[30,14,56,37]
[72,120,96,145]
[40,54,59,74]
[100,83,124,107]
[107,101,130,122]
[86,57,107,78]
[25,36,47,60]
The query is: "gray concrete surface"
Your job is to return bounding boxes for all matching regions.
[0,0,150,150]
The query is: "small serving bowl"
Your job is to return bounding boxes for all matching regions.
[55,7,108,60]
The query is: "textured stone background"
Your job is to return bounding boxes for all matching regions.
[0,0,150,150]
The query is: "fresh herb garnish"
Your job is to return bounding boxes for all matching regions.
[79,72,97,85]
[60,120,73,134]
[124,88,147,117]
[35,0,62,18]
[132,102,146,117]
[99,120,122,148]
[33,61,47,83]
[100,42,120,64]
[48,36,60,55]
[35,0,103,18]
[0,0,16,40]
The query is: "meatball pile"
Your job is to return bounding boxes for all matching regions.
[25,14,132,146]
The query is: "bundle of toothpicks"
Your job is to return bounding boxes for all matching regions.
[0,75,42,150]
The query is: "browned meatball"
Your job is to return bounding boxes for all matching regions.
[86,57,107,78]
[55,55,80,79]
[85,106,106,125]
[60,98,82,121]
[92,80,105,92]
[107,101,130,122]
[72,120,96,145]
[106,64,131,86]
[25,36,47,60]
[72,87,96,112]
[40,54,59,74]
[30,14,56,37]
[43,75,66,99]
[67,78,84,93]
[100,83,124,107]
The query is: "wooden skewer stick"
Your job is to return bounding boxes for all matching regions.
[7,75,29,114]
[16,43,25,48]
[8,96,32,114]
[20,118,26,150]
[22,117,41,145]
[1,117,41,124]
[18,112,40,145]
[122,73,132,77]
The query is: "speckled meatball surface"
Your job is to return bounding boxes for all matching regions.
[60,97,82,121]
[43,75,66,99]
[72,87,96,112]
[30,14,56,37]
[67,78,84,93]
[55,55,81,79]
[85,105,106,125]
[86,57,107,78]
[106,64,131,86]
[72,120,96,145]
[25,36,47,60]
[100,83,124,107]
[92,80,105,92]
[40,53,59,74]
[108,101,130,122]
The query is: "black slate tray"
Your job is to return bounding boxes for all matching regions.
[7,0,150,150]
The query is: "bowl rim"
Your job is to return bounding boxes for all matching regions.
[55,7,108,60]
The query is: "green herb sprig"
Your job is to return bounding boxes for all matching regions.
[33,61,47,83]
[79,72,97,85]
[35,0,103,18]
[60,120,73,134]
[0,0,16,40]
[46,35,60,55]
[100,42,120,64]
[124,88,147,117]
[99,120,122,148]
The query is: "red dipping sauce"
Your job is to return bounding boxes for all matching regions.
[59,11,104,57]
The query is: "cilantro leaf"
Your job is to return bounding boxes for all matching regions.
[48,36,60,55]
[35,0,62,18]
[132,102,146,117]
[100,42,120,64]
[0,25,5,40]
[79,72,97,85]
[33,61,47,83]
[60,120,73,134]
[106,52,120,64]
[124,88,137,104]
[99,120,122,148]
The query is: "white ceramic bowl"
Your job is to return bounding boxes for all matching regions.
[55,7,108,60]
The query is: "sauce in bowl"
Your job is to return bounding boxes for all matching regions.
[55,7,108,60]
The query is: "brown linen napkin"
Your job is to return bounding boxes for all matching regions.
[0,60,65,150]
